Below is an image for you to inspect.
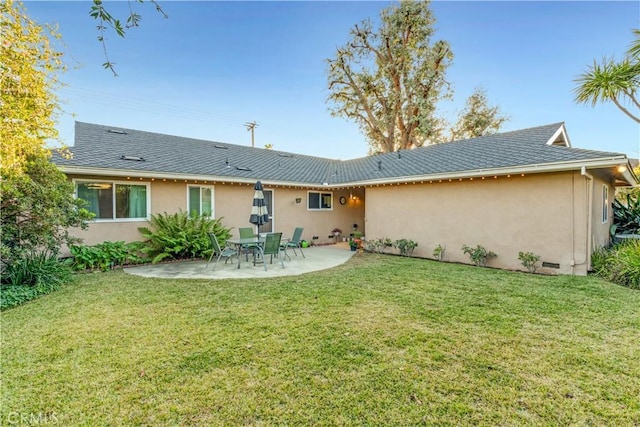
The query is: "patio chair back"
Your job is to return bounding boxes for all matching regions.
[290,227,303,244]
[263,232,283,256]
[254,232,284,270]
[209,232,222,254]
[285,227,305,258]
[239,227,255,239]
[207,232,237,269]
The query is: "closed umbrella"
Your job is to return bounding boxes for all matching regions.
[249,181,269,234]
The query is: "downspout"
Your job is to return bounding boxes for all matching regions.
[579,166,593,272]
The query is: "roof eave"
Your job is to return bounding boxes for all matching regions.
[57,165,330,189]
[336,156,630,187]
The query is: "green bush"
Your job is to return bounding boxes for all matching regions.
[364,237,393,253]
[518,251,541,273]
[1,251,73,310]
[69,241,150,271]
[138,211,231,263]
[592,240,640,289]
[394,239,418,257]
[612,193,640,235]
[462,244,497,267]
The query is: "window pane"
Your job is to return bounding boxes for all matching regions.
[189,187,201,217]
[201,188,212,216]
[115,184,147,219]
[321,193,332,209]
[308,192,320,209]
[77,182,113,219]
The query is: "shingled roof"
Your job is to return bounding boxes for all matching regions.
[52,121,631,186]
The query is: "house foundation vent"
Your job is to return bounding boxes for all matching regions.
[542,262,560,269]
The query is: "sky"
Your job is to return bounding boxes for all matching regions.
[24,1,640,160]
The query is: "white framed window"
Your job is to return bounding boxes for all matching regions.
[307,191,332,211]
[75,180,149,221]
[602,185,609,223]
[188,185,214,217]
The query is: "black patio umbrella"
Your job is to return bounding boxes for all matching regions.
[249,181,269,233]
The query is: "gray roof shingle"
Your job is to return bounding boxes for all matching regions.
[52,121,628,185]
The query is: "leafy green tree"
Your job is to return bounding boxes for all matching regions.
[574,29,640,123]
[1,0,92,266]
[448,88,509,141]
[327,1,453,153]
[1,0,63,177]
[326,1,508,154]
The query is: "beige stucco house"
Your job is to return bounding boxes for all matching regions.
[53,121,637,275]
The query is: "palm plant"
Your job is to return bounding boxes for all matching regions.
[574,29,640,123]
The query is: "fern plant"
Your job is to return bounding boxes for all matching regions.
[138,211,231,263]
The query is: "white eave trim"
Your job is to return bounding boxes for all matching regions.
[337,156,630,187]
[57,166,324,189]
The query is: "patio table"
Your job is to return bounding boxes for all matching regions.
[226,236,290,269]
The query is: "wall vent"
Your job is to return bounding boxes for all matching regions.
[542,262,560,269]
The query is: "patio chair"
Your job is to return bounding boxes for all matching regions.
[283,227,305,258]
[254,232,285,271]
[207,232,238,269]
[239,227,259,261]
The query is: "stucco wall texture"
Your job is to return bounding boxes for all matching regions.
[364,171,611,275]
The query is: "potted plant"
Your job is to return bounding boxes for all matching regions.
[349,239,359,251]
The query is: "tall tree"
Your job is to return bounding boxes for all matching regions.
[1,0,91,263]
[1,0,63,177]
[448,88,509,141]
[574,29,640,123]
[327,1,453,153]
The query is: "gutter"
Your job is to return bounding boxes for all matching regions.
[578,166,594,272]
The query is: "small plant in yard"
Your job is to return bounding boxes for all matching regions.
[364,237,393,253]
[591,240,640,289]
[518,251,541,273]
[462,244,497,267]
[0,251,72,310]
[433,244,445,261]
[394,239,418,257]
[138,211,231,263]
[69,241,150,271]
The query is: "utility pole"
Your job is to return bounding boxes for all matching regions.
[244,121,258,147]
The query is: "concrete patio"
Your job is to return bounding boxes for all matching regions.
[123,243,356,279]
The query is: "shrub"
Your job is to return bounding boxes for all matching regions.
[462,244,497,267]
[138,211,231,263]
[364,238,393,253]
[69,241,150,271]
[612,193,640,235]
[394,239,418,257]
[591,240,640,289]
[518,251,541,273]
[1,251,73,310]
[433,244,445,261]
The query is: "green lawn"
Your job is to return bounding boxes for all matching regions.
[2,254,639,425]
